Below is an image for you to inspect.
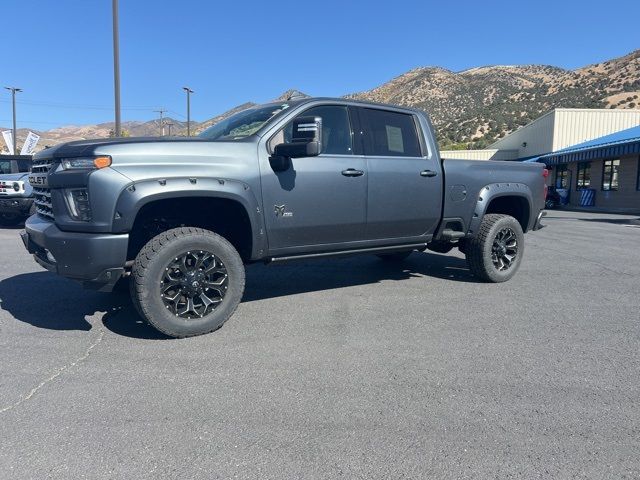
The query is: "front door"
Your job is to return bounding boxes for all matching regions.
[356,106,442,240]
[259,105,367,253]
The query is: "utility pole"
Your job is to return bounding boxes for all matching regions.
[166,122,173,136]
[154,108,167,136]
[112,0,121,136]
[183,87,194,136]
[4,87,22,154]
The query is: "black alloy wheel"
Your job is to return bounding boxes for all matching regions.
[160,250,229,319]
[490,227,519,272]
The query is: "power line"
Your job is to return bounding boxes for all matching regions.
[0,98,161,111]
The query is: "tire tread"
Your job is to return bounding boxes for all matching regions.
[130,227,245,338]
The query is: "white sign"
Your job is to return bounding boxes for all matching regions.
[20,131,40,155]
[1,130,14,154]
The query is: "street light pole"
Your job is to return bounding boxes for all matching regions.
[4,87,22,154]
[112,0,121,137]
[183,87,194,136]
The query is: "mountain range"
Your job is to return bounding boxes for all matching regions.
[2,50,639,154]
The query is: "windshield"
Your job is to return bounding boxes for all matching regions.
[198,103,291,141]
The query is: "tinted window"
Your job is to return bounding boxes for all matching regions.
[270,105,353,155]
[360,108,421,157]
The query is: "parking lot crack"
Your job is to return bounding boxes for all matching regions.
[0,327,105,414]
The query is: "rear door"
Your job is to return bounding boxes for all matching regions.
[259,104,367,252]
[357,107,442,240]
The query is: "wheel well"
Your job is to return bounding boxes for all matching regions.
[485,196,530,231]
[127,197,253,262]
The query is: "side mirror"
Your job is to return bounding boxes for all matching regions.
[270,116,322,171]
[269,154,291,172]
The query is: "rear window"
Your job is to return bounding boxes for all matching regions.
[359,108,422,157]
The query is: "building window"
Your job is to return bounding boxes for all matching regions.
[576,162,591,189]
[637,157,640,191]
[602,159,620,191]
[555,164,569,189]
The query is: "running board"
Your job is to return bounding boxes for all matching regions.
[267,243,429,263]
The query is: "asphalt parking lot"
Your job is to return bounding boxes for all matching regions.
[0,210,639,479]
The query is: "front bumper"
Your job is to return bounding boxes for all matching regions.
[0,197,32,215]
[22,215,129,292]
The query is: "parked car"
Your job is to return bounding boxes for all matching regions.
[22,97,547,337]
[0,173,34,226]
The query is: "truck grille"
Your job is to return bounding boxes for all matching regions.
[31,158,55,220]
[30,158,53,174]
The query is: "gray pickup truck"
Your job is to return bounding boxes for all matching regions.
[22,98,546,337]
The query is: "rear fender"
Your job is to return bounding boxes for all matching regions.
[467,183,533,236]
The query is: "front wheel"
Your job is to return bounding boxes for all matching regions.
[130,227,245,338]
[465,214,524,283]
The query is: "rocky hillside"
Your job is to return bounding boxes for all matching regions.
[2,51,638,153]
[349,50,640,148]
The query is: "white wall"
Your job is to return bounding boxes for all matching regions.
[439,149,519,161]
[553,109,640,150]
[490,111,555,158]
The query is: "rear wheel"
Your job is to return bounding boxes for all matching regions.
[130,227,245,338]
[465,214,524,283]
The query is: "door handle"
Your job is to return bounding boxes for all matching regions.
[341,168,364,177]
[420,170,437,177]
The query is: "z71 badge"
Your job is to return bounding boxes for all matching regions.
[274,204,293,217]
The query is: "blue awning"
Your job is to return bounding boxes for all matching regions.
[537,125,640,165]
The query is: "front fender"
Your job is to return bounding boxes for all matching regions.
[112,176,266,257]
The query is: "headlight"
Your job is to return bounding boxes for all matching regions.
[64,188,92,221]
[60,156,112,170]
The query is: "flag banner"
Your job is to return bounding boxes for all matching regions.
[1,130,14,155]
[20,131,40,155]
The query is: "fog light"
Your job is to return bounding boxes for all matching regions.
[64,188,92,221]
[45,249,56,264]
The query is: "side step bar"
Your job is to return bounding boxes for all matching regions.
[440,229,466,240]
[268,243,429,263]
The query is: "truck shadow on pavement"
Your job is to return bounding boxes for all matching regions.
[244,251,475,300]
[0,252,473,339]
[0,271,169,340]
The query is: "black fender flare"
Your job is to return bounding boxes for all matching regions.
[467,182,534,236]
[112,176,266,259]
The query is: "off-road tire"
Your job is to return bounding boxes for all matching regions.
[130,227,245,338]
[465,214,524,283]
[376,251,412,262]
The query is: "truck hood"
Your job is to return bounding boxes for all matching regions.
[34,136,219,160]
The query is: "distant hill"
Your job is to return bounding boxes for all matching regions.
[2,51,638,154]
[348,49,640,148]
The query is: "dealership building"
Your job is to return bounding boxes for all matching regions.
[441,108,640,212]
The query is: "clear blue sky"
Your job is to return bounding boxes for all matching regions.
[1,0,638,130]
